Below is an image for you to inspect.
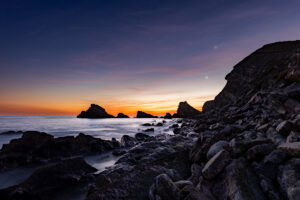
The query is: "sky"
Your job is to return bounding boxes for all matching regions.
[1,0,300,116]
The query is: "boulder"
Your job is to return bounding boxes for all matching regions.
[144,128,154,132]
[246,144,275,161]
[135,133,150,141]
[120,135,137,148]
[149,174,180,200]
[276,121,294,136]
[206,140,229,160]
[202,150,230,179]
[136,111,155,118]
[176,101,201,118]
[77,104,114,118]
[278,142,300,156]
[116,113,129,118]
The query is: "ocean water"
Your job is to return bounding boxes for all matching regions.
[0,116,177,193]
[0,116,175,147]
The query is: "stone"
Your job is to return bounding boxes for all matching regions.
[116,113,129,118]
[278,142,300,156]
[77,104,114,118]
[164,113,172,119]
[176,101,201,118]
[135,132,150,141]
[246,144,275,161]
[202,150,231,179]
[144,128,154,132]
[286,131,300,143]
[120,135,137,148]
[136,111,155,118]
[150,174,180,200]
[112,149,127,156]
[206,140,229,160]
[276,121,294,136]
[278,158,300,200]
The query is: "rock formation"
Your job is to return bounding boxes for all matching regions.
[77,104,114,118]
[116,113,129,118]
[176,101,201,118]
[136,111,155,118]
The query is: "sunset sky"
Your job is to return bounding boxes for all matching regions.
[1,0,300,116]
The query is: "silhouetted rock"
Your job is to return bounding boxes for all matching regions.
[164,113,172,119]
[116,113,129,118]
[136,111,155,118]
[77,104,114,118]
[176,101,201,118]
[0,130,23,135]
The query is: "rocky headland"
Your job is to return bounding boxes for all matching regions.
[0,41,300,200]
[77,104,115,118]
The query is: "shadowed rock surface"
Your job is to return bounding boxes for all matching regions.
[77,104,114,118]
[116,113,129,118]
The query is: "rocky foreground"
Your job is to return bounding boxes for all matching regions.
[1,40,300,200]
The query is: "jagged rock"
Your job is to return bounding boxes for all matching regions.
[0,158,97,200]
[176,101,201,118]
[278,158,300,200]
[202,150,230,179]
[120,135,137,148]
[276,121,294,136]
[164,113,172,119]
[116,113,129,118]
[136,111,155,118]
[77,104,114,118]
[278,142,300,156]
[206,140,229,160]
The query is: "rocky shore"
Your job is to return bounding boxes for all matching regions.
[0,41,300,200]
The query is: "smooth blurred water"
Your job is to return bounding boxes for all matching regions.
[0,116,174,147]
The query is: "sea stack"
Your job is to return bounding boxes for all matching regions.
[116,113,129,118]
[77,104,114,118]
[136,111,155,118]
[176,101,201,118]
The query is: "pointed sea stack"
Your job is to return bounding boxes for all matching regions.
[77,104,114,118]
[116,113,129,118]
[136,111,155,118]
[176,101,201,118]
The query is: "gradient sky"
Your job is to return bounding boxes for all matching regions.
[1,0,300,116]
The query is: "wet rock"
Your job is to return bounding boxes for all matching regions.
[116,113,129,118]
[176,101,201,118]
[0,158,97,200]
[278,142,300,156]
[142,123,152,126]
[77,104,114,118]
[202,150,230,179]
[135,132,150,141]
[206,140,229,160]
[120,135,137,148]
[136,111,155,118]
[276,121,294,136]
[170,123,179,129]
[144,128,154,132]
[156,122,163,126]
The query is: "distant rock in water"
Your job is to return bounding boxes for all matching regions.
[176,101,201,118]
[164,113,172,119]
[116,113,129,118]
[77,104,114,118]
[136,111,155,118]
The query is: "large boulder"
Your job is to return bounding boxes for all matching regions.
[149,174,180,200]
[136,111,155,118]
[176,101,201,118]
[77,104,114,118]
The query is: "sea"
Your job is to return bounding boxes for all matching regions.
[0,115,176,195]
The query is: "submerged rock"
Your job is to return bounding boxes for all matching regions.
[77,104,114,118]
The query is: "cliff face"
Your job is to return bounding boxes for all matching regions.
[203,41,300,112]
[77,104,114,118]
